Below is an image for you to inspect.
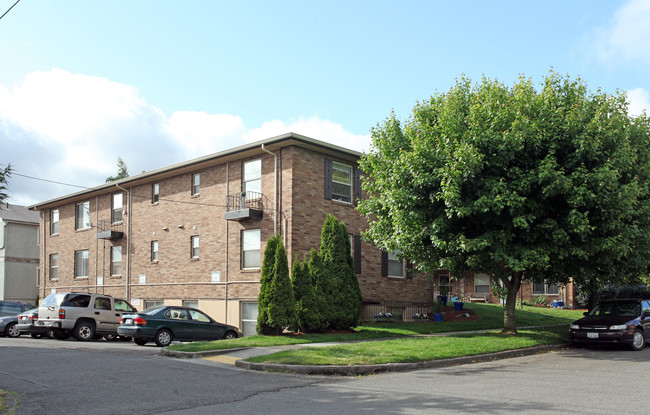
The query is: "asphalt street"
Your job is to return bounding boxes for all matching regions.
[1,336,649,414]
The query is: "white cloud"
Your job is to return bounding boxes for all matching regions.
[243,117,370,153]
[627,88,649,117]
[0,69,366,206]
[592,0,650,66]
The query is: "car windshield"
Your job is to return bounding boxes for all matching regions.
[588,302,640,317]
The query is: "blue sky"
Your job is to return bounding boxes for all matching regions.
[1,0,649,205]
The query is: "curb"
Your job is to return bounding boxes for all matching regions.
[233,343,570,376]
[160,347,248,359]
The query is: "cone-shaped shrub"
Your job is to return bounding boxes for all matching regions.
[292,256,323,332]
[318,214,362,329]
[267,240,297,333]
[256,234,280,335]
[308,248,331,330]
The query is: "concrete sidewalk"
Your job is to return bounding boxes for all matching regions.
[161,325,569,376]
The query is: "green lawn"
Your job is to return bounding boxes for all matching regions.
[168,303,574,352]
[247,325,569,365]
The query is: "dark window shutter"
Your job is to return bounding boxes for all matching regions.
[381,251,388,277]
[353,167,361,206]
[353,234,362,274]
[324,158,333,200]
[406,261,414,279]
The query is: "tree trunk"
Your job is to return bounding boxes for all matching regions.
[502,271,523,335]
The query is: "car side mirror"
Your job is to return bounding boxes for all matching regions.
[583,311,588,316]
[643,312,650,319]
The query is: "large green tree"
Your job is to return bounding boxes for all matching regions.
[105,156,129,183]
[358,72,650,333]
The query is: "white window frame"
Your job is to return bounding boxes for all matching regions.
[152,183,160,204]
[74,249,89,278]
[51,209,59,235]
[112,193,123,223]
[331,161,352,203]
[243,159,262,194]
[144,300,164,309]
[533,280,560,295]
[387,251,404,278]
[191,235,200,259]
[75,201,90,230]
[183,300,199,309]
[474,273,490,294]
[110,246,122,276]
[241,229,261,269]
[191,173,200,196]
[49,253,58,280]
[151,240,159,262]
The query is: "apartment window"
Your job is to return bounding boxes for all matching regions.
[51,209,59,235]
[183,300,199,309]
[110,246,122,276]
[533,280,559,295]
[242,229,261,269]
[49,254,59,280]
[324,159,361,205]
[241,302,259,337]
[152,183,160,203]
[331,161,352,203]
[191,235,200,259]
[243,159,262,194]
[191,173,200,196]
[474,273,490,294]
[112,193,123,223]
[387,251,404,278]
[75,201,90,230]
[151,240,159,262]
[74,250,89,278]
[144,300,164,309]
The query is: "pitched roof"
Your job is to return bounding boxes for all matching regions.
[29,132,363,210]
[0,204,40,224]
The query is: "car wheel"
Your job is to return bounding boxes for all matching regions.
[223,331,238,340]
[103,333,117,341]
[4,322,20,338]
[73,321,95,341]
[134,338,148,346]
[154,329,173,347]
[30,333,42,339]
[630,329,645,351]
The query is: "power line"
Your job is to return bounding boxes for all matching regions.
[0,0,21,21]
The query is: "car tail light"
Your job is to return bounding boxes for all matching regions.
[59,309,65,319]
[119,317,123,324]
[134,317,147,325]
[29,314,37,320]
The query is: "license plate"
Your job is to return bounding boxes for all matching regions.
[124,318,133,325]
[587,332,598,339]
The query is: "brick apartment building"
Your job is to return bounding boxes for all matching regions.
[30,133,576,335]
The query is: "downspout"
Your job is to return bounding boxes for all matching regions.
[260,144,277,236]
[115,184,131,300]
[225,162,229,325]
[95,195,99,294]
[41,211,46,300]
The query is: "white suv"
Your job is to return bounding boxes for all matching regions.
[37,292,137,341]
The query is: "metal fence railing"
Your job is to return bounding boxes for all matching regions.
[226,191,263,212]
[362,300,434,321]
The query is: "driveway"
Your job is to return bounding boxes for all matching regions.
[1,337,649,414]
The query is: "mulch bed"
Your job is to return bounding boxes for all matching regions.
[438,305,480,322]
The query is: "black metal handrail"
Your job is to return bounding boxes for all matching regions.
[97,219,124,233]
[226,191,263,212]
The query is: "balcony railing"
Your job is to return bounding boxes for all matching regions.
[97,219,124,240]
[224,191,264,221]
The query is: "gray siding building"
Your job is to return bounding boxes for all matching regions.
[0,204,40,304]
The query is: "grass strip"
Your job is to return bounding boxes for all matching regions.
[168,303,576,352]
[246,325,569,366]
